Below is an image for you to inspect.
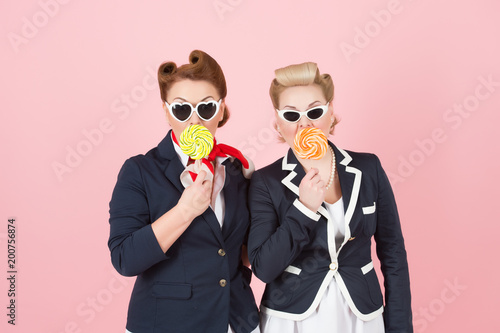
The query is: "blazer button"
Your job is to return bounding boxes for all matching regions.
[218,248,226,256]
[329,262,338,271]
[219,279,227,287]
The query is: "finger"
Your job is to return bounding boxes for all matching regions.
[310,173,323,184]
[202,179,212,191]
[194,170,207,185]
[304,168,319,181]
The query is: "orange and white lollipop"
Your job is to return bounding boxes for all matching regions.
[293,127,328,160]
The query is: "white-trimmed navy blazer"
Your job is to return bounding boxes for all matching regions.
[247,143,413,332]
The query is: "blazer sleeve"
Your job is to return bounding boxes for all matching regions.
[373,156,413,332]
[247,171,320,283]
[108,158,168,277]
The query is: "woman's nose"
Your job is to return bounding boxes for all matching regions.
[188,112,202,125]
[297,115,312,128]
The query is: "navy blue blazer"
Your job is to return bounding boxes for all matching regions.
[247,143,412,332]
[108,131,259,333]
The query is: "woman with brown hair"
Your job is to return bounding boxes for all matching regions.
[108,50,259,333]
[247,62,412,332]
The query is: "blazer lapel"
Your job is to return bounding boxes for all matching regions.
[280,144,363,256]
[282,147,337,260]
[281,149,305,196]
[334,145,362,254]
[158,131,185,194]
[220,159,237,237]
[201,210,225,245]
[281,142,362,254]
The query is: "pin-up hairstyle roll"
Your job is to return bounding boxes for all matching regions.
[269,62,334,108]
[158,50,230,127]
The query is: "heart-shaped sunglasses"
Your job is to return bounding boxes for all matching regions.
[165,99,222,122]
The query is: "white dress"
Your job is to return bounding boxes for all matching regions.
[260,198,385,333]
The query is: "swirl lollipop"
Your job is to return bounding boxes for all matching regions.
[293,127,328,160]
[179,124,214,160]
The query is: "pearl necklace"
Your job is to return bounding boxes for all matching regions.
[325,146,336,190]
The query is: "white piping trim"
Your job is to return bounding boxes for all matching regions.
[317,205,337,263]
[362,202,376,215]
[282,151,296,171]
[361,261,374,275]
[293,199,321,221]
[260,270,383,321]
[284,265,302,275]
[336,148,362,256]
[343,165,361,231]
[281,152,299,195]
[260,270,335,320]
[337,147,352,165]
[335,273,384,321]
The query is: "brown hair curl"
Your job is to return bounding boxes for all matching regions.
[158,50,230,127]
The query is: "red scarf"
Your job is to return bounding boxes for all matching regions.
[171,131,250,182]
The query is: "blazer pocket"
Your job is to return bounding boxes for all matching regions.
[152,283,192,300]
[284,265,302,275]
[361,261,374,275]
[362,202,377,236]
[362,267,383,306]
[362,202,376,215]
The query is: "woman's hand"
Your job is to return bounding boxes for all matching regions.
[299,168,325,212]
[151,170,212,253]
[177,170,213,222]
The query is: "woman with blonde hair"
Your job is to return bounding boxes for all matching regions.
[247,62,412,332]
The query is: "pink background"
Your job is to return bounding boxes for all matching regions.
[2,0,499,332]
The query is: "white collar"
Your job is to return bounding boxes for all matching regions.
[171,135,190,167]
